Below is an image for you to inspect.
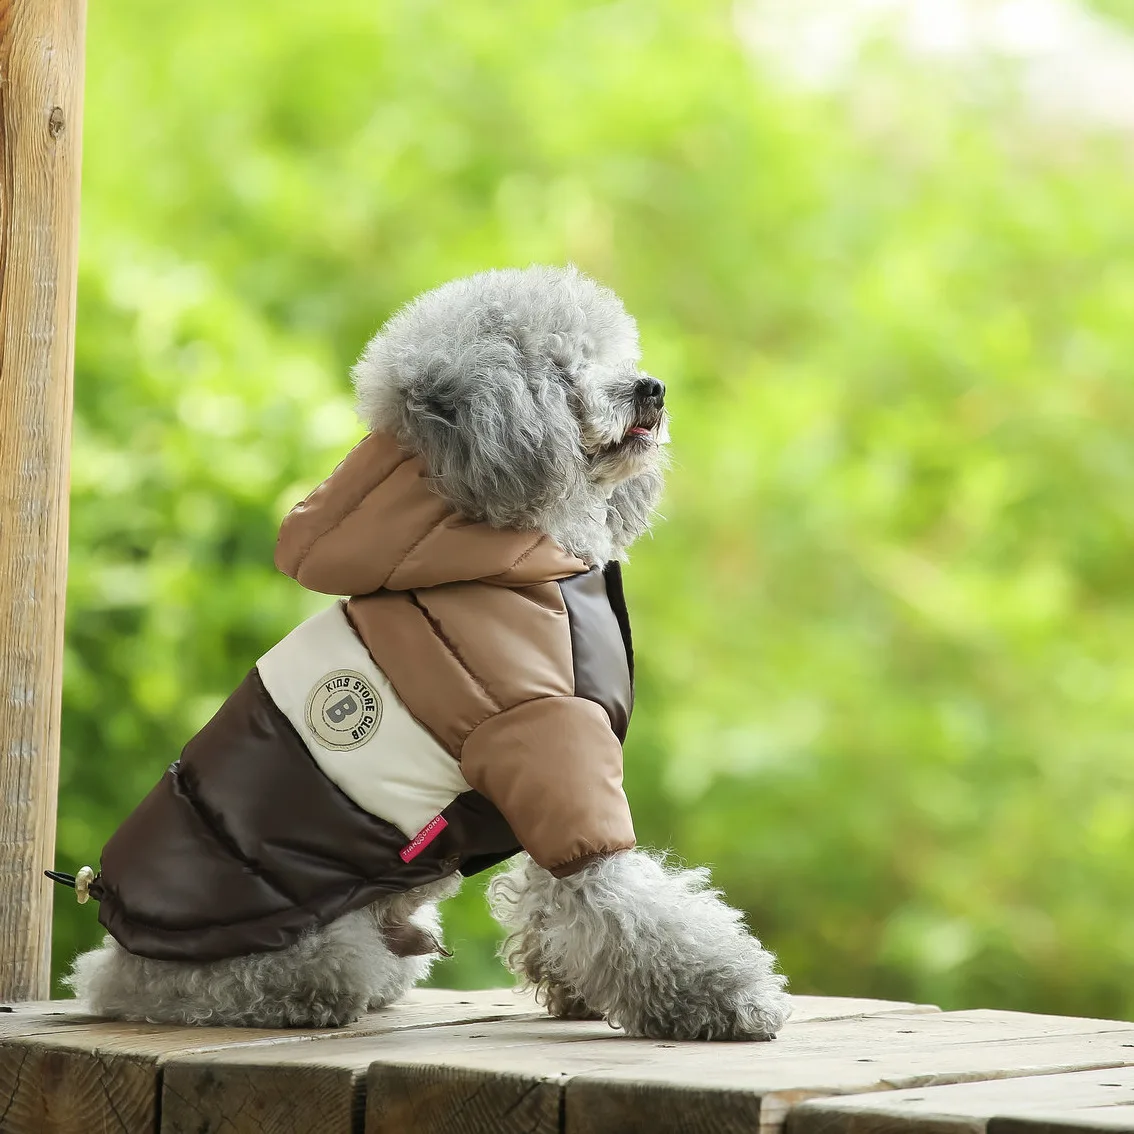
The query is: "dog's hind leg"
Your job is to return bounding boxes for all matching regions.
[488,851,791,1040]
[364,874,461,1010]
[68,876,462,1027]
[68,906,423,1028]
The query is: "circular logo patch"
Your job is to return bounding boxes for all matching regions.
[305,670,382,751]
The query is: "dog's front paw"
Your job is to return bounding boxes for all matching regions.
[708,983,792,1041]
[618,976,792,1042]
[543,985,604,1022]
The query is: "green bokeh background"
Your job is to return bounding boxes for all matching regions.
[52,0,1134,1016]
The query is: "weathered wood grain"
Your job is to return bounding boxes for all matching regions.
[788,994,941,1022]
[164,1056,367,1134]
[160,998,550,1134]
[788,1066,1134,1134]
[0,1037,156,1134]
[0,0,87,1003]
[7,993,1134,1134]
[353,1010,1134,1134]
[368,1064,563,1134]
[156,994,938,1134]
[992,1108,1134,1134]
[0,1003,97,1040]
[156,1005,1134,1134]
[0,1002,60,1015]
[565,1080,769,1134]
[0,988,539,1134]
[561,1020,1134,1134]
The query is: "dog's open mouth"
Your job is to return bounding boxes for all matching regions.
[592,415,665,465]
[619,419,661,447]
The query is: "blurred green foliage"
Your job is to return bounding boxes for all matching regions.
[1091,0,1134,27]
[53,0,1134,1018]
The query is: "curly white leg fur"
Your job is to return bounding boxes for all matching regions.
[67,876,458,1028]
[488,850,791,1041]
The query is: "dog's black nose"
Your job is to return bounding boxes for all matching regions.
[636,376,666,408]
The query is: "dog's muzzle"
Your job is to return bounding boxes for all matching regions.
[635,376,666,413]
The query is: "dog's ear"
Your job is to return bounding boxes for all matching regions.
[355,334,584,530]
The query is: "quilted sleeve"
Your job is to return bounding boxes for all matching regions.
[459,697,636,877]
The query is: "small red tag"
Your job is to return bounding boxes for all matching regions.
[400,815,448,863]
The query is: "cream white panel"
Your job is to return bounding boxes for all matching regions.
[257,601,467,839]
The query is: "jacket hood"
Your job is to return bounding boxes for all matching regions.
[275,431,588,596]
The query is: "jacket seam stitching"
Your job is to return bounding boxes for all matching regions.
[504,535,546,572]
[344,600,464,762]
[406,590,503,713]
[287,450,414,576]
[552,849,618,874]
[500,535,589,577]
[457,693,617,764]
[385,512,449,586]
[176,764,302,907]
[96,874,440,938]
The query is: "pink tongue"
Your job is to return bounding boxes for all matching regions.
[628,426,651,437]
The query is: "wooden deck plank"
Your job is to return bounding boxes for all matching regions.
[154,1006,1134,1134]
[6,992,1131,1134]
[788,995,941,1021]
[560,1031,1134,1134]
[0,1006,101,1041]
[162,1016,594,1134]
[0,1002,65,1015]
[157,995,936,1134]
[788,1066,1134,1133]
[0,988,541,1134]
[363,1064,564,1134]
[992,1107,1134,1133]
[356,1011,1134,1134]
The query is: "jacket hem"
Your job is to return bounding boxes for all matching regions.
[548,844,634,878]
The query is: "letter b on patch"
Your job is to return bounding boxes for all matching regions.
[305,670,382,751]
[325,694,358,724]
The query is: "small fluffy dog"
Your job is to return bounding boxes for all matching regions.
[66,265,790,1041]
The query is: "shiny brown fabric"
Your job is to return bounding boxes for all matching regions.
[276,432,636,874]
[461,696,635,877]
[95,671,519,960]
[560,565,634,743]
[274,432,587,595]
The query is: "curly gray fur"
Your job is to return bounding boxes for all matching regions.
[353,264,666,564]
[488,851,792,1041]
[68,876,458,1027]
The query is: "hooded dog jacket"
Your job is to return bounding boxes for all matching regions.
[89,431,637,961]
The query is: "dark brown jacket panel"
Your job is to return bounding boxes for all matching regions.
[94,670,515,960]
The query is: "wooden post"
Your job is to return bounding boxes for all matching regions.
[0,0,85,1001]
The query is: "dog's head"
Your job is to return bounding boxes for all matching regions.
[353,265,667,562]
